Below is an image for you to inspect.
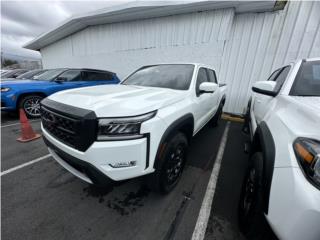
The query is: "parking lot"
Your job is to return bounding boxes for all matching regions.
[1,113,276,240]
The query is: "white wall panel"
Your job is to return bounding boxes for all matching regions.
[70,8,234,54]
[41,8,234,79]
[221,1,320,114]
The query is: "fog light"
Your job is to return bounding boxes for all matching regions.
[109,161,136,168]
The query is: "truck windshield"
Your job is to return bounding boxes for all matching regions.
[34,69,66,81]
[122,64,194,90]
[290,60,320,96]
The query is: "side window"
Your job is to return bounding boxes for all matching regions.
[273,66,291,92]
[196,68,209,96]
[267,68,282,81]
[57,70,82,81]
[207,69,217,83]
[84,71,113,81]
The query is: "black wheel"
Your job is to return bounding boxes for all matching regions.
[239,152,265,237]
[19,95,44,118]
[211,102,224,127]
[148,132,188,194]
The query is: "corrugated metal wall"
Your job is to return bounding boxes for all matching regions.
[41,8,234,78]
[221,1,320,114]
[41,1,320,114]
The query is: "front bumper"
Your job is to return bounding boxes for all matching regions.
[1,93,16,111]
[267,167,320,240]
[42,125,150,183]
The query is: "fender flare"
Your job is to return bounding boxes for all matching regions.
[154,113,194,169]
[252,121,275,214]
[220,94,226,106]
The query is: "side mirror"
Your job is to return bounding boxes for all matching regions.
[199,82,218,94]
[252,81,277,97]
[54,76,67,83]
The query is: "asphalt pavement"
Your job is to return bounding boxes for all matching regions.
[1,112,274,240]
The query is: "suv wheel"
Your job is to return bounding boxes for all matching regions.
[19,95,43,118]
[148,132,188,194]
[239,152,264,237]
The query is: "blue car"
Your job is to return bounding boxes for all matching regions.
[1,68,120,117]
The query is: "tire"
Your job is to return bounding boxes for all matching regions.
[211,102,224,127]
[242,99,251,134]
[18,95,44,118]
[148,132,188,194]
[239,152,265,238]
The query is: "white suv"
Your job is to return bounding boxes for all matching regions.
[40,63,226,193]
[240,58,320,240]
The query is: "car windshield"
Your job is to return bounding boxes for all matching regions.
[290,60,320,96]
[122,64,194,90]
[2,69,25,78]
[16,70,45,79]
[34,69,66,81]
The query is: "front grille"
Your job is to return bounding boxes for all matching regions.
[41,106,78,148]
[40,98,97,152]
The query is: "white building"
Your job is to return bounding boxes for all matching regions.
[24,1,320,114]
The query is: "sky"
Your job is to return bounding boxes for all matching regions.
[1,0,130,59]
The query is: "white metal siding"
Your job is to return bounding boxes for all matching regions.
[41,8,234,79]
[221,1,320,114]
[41,1,320,114]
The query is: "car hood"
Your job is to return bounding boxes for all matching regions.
[48,84,187,117]
[276,96,320,137]
[1,79,48,87]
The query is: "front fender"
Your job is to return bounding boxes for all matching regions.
[253,121,275,214]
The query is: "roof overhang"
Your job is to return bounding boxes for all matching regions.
[24,1,285,51]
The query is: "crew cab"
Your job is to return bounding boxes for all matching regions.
[40,63,226,193]
[239,58,320,240]
[1,68,120,117]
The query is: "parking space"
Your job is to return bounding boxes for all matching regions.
[1,115,274,240]
[1,116,45,171]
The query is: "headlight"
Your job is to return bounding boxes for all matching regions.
[1,87,10,92]
[293,138,320,189]
[97,111,157,140]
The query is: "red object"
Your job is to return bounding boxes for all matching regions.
[17,109,41,142]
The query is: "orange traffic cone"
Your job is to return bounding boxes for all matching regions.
[17,109,41,142]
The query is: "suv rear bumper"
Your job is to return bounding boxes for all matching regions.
[42,125,150,183]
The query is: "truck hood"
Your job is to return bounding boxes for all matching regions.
[48,84,187,117]
[277,96,320,137]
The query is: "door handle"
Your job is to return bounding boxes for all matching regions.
[256,99,262,103]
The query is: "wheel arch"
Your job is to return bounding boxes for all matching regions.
[221,94,226,105]
[251,121,275,214]
[154,113,194,169]
[16,92,47,109]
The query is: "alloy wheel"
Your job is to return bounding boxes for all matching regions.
[242,168,256,217]
[165,146,185,186]
[23,96,42,117]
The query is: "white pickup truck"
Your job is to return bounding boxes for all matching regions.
[40,63,226,193]
[239,58,320,240]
